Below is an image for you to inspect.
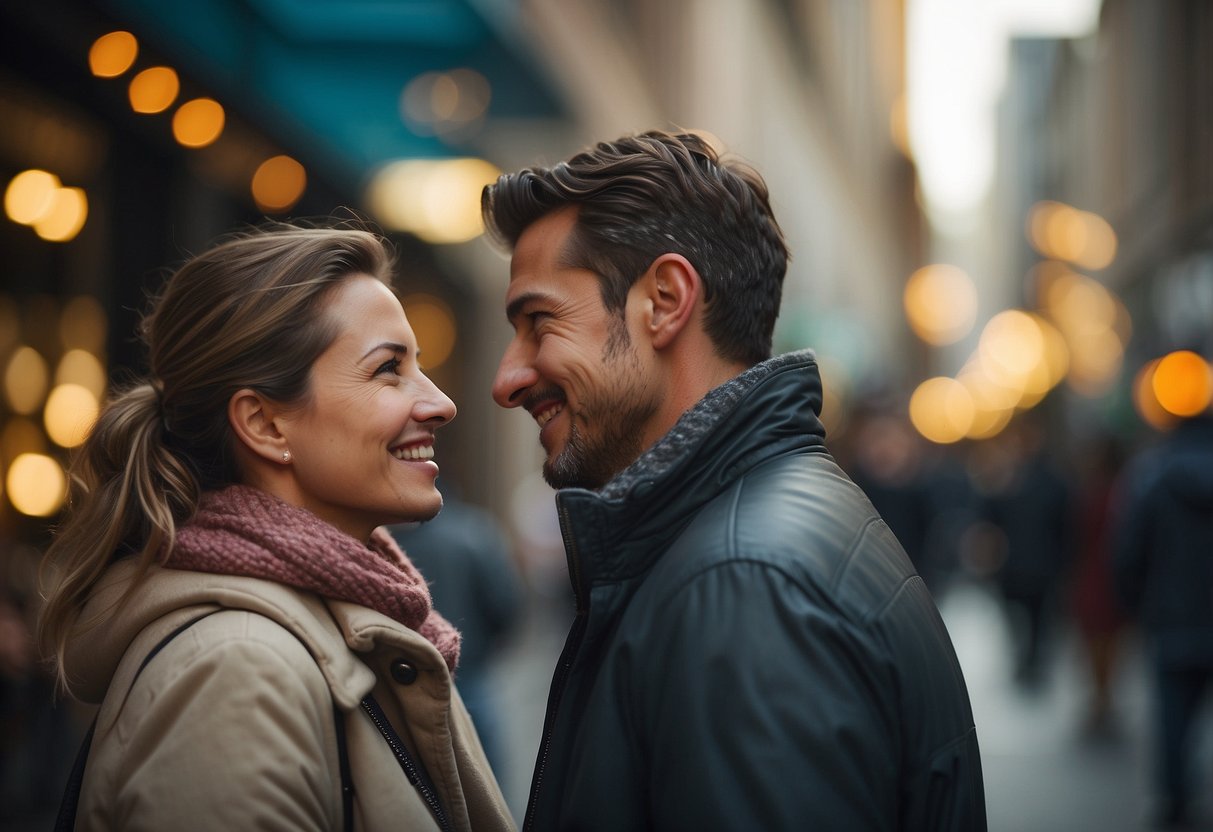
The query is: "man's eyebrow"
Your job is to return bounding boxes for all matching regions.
[360,341,407,361]
[505,292,548,323]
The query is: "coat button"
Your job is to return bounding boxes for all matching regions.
[390,659,418,685]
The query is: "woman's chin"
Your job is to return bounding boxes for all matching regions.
[392,491,444,525]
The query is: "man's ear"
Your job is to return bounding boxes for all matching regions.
[228,388,290,465]
[643,254,702,350]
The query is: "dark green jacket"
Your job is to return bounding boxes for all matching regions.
[525,351,986,831]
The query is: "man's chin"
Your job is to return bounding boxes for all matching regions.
[542,458,583,491]
[543,455,614,491]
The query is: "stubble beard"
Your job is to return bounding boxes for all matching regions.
[542,331,657,491]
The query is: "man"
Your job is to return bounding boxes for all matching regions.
[484,131,986,830]
[1113,408,1213,828]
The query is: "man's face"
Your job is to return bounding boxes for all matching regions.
[492,207,660,490]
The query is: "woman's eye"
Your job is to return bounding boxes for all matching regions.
[376,358,401,376]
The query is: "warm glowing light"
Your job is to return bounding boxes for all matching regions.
[1047,272,1117,333]
[89,31,138,77]
[5,170,61,225]
[6,453,66,517]
[903,264,978,345]
[1152,350,1213,417]
[1037,315,1070,390]
[172,98,226,148]
[1027,201,1061,257]
[1038,269,1129,397]
[44,383,99,447]
[959,360,1020,411]
[1066,329,1124,398]
[402,294,457,370]
[56,349,107,398]
[129,66,180,114]
[1073,211,1117,270]
[958,370,1014,440]
[979,310,1044,382]
[909,376,974,444]
[367,158,501,244]
[1026,201,1117,269]
[1133,360,1177,431]
[401,69,491,136]
[4,346,49,415]
[1045,204,1087,263]
[59,295,108,353]
[1,417,46,461]
[251,155,307,212]
[33,187,88,242]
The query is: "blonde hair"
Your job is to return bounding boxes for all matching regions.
[38,222,394,685]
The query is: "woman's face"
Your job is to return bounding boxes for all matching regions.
[277,274,456,541]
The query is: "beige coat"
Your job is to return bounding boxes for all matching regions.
[63,560,516,831]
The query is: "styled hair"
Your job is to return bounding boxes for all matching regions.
[481,130,789,365]
[38,222,394,681]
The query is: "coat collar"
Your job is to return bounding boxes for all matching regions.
[555,349,826,593]
[63,560,449,708]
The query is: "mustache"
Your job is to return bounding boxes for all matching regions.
[521,386,567,413]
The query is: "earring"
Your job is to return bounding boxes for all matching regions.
[282,450,291,463]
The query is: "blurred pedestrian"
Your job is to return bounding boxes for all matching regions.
[1113,410,1213,828]
[37,223,513,831]
[483,130,986,830]
[391,484,523,776]
[978,412,1075,687]
[1069,434,1129,737]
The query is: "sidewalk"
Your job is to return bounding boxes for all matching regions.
[938,580,1179,832]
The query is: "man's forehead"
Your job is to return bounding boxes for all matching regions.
[512,207,579,265]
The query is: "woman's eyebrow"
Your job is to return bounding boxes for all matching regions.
[360,341,407,361]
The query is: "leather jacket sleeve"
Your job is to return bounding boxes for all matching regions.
[632,559,900,831]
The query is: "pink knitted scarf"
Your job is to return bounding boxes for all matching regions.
[166,484,460,672]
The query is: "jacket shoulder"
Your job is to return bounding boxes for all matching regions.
[83,609,343,831]
[661,448,917,621]
[120,608,331,719]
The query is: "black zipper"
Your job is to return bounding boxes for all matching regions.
[522,500,589,831]
[360,694,452,832]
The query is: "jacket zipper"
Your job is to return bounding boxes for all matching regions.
[522,500,590,831]
[361,695,452,832]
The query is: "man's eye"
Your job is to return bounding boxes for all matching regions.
[376,358,401,375]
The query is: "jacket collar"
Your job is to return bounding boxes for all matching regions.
[63,560,449,708]
[555,349,825,593]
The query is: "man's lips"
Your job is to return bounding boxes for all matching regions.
[523,389,567,429]
[534,404,562,427]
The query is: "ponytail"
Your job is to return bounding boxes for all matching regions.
[38,381,200,688]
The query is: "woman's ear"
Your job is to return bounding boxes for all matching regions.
[228,389,290,465]
[644,254,701,350]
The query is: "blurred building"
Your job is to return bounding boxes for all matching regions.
[991,0,1213,444]
[0,0,926,554]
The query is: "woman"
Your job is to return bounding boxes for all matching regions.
[38,223,515,831]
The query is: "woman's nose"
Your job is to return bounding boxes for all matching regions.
[416,375,457,425]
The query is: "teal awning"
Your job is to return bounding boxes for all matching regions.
[101,0,566,182]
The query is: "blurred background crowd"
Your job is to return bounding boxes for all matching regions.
[1,0,1211,829]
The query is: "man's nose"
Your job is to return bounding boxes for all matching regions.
[492,338,538,409]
